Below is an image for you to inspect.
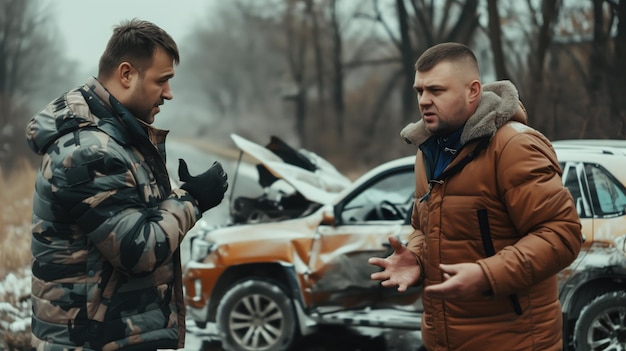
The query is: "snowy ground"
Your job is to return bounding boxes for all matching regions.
[179,321,423,351]
[0,267,31,350]
[0,269,423,351]
[0,267,425,351]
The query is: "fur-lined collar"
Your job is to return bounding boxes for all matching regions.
[400,80,527,146]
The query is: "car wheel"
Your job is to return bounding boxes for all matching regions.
[216,279,297,351]
[573,291,626,351]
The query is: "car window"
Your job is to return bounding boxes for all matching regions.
[585,164,626,217]
[340,169,414,223]
[562,163,592,218]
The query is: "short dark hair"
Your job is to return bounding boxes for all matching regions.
[415,42,479,74]
[98,18,180,79]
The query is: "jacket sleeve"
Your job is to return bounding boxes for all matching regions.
[53,133,200,276]
[477,133,582,297]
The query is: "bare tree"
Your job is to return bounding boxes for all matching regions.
[174,0,626,172]
[283,0,311,147]
[487,0,511,80]
[609,0,626,136]
[306,0,328,126]
[329,0,345,139]
[172,0,292,143]
[395,0,415,125]
[356,0,481,129]
[516,0,626,140]
[0,0,74,167]
[531,0,560,83]
[520,0,560,133]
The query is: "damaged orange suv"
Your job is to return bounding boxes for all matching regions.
[182,136,626,351]
[182,134,420,351]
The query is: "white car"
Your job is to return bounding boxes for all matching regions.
[552,140,626,351]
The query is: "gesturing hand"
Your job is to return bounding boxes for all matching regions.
[368,236,422,292]
[178,158,228,213]
[424,263,490,300]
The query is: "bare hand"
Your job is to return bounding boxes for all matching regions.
[368,236,421,292]
[424,263,490,300]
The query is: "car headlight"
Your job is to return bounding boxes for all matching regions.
[190,236,215,262]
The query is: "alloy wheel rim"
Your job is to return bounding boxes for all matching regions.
[585,305,626,350]
[229,294,285,350]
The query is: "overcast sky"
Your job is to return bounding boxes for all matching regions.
[51,0,213,75]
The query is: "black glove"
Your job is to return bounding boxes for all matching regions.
[178,158,229,212]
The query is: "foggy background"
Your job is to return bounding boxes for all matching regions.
[2,1,626,349]
[2,0,626,175]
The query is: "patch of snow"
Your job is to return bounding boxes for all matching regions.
[0,267,31,333]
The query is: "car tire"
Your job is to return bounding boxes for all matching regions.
[216,279,297,351]
[573,291,626,351]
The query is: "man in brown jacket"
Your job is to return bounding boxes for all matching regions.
[369,42,582,350]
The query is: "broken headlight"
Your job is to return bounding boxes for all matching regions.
[190,236,215,262]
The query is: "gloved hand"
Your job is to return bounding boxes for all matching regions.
[178,158,229,212]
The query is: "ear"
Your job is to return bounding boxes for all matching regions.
[467,79,481,103]
[118,62,136,88]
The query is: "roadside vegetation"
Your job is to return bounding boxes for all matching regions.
[0,160,34,279]
[0,160,35,351]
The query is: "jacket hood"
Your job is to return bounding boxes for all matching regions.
[26,89,99,155]
[26,78,148,155]
[400,80,528,146]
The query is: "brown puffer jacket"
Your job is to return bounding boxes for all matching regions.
[401,81,582,351]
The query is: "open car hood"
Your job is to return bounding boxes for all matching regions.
[231,134,351,205]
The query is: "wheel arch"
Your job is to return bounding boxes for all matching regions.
[573,290,626,350]
[562,275,626,322]
[560,274,626,350]
[207,261,304,322]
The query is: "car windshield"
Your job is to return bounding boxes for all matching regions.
[341,169,415,223]
[348,172,414,207]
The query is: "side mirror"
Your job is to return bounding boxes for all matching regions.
[321,206,335,226]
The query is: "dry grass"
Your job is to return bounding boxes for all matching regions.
[0,160,34,351]
[0,160,35,280]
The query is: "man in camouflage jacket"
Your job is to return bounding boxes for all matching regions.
[25,19,227,351]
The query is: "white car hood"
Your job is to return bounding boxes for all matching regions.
[231,134,351,204]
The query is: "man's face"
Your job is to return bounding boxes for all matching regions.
[413,61,475,135]
[126,47,175,124]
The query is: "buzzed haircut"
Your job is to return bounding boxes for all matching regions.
[98,18,180,79]
[415,42,479,74]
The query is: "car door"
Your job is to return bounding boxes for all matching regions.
[561,162,594,245]
[305,166,422,310]
[561,160,626,246]
[558,160,626,291]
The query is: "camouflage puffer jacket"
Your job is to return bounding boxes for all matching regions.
[26,77,201,351]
